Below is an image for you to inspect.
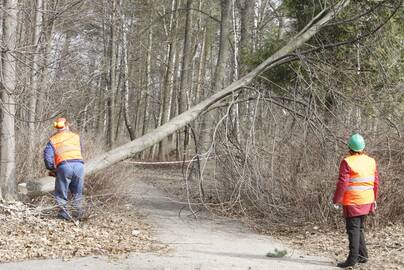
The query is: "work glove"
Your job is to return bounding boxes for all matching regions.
[333,204,341,210]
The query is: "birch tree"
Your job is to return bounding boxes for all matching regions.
[0,0,18,201]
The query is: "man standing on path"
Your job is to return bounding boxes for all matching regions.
[333,133,379,268]
[44,117,85,220]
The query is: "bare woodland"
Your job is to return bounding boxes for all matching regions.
[0,0,403,228]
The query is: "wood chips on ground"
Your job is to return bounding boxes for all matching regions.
[0,201,167,263]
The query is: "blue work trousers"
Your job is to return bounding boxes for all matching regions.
[54,161,84,219]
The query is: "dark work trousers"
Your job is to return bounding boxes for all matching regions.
[345,215,368,263]
[55,161,84,219]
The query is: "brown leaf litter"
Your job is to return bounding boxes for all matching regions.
[0,201,167,263]
[259,223,404,270]
[140,166,404,270]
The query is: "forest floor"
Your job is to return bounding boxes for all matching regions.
[1,163,335,270]
[0,199,167,263]
[1,164,402,269]
[142,165,404,270]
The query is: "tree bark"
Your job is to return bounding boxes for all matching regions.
[237,0,255,76]
[178,0,193,154]
[158,0,178,160]
[106,0,119,149]
[28,0,44,169]
[195,26,208,104]
[18,0,351,195]
[198,0,232,156]
[0,0,18,201]
[36,0,56,119]
[122,16,135,141]
[140,18,153,159]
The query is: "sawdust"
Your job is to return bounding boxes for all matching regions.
[0,201,167,263]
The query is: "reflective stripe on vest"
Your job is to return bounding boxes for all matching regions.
[342,154,376,206]
[349,176,375,183]
[49,131,83,166]
[346,186,374,191]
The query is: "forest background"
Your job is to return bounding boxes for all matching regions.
[0,0,403,228]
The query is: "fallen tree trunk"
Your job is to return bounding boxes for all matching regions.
[18,0,350,195]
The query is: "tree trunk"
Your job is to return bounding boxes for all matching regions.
[122,16,135,141]
[141,19,153,159]
[158,0,178,160]
[28,0,44,170]
[98,11,109,135]
[142,23,153,137]
[169,37,182,155]
[195,27,208,104]
[36,0,56,120]
[18,0,351,195]
[238,0,254,76]
[198,0,232,157]
[178,0,193,155]
[106,0,119,149]
[0,0,18,201]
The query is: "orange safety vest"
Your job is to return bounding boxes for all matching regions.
[49,131,83,167]
[342,154,376,206]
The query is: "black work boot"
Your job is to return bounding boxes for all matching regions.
[337,260,356,268]
[358,257,368,263]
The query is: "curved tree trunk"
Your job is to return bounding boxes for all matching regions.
[18,0,350,196]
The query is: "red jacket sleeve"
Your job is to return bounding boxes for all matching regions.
[333,160,350,204]
[374,164,379,199]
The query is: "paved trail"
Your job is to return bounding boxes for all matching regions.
[2,177,337,270]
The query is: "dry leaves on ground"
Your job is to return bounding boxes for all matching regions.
[140,166,404,270]
[0,201,167,263]
[264,223,404,270]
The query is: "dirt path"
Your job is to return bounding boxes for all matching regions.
[2,175,337,270]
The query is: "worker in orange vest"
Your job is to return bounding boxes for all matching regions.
[333,133,379,268]
[43,117,85,220]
